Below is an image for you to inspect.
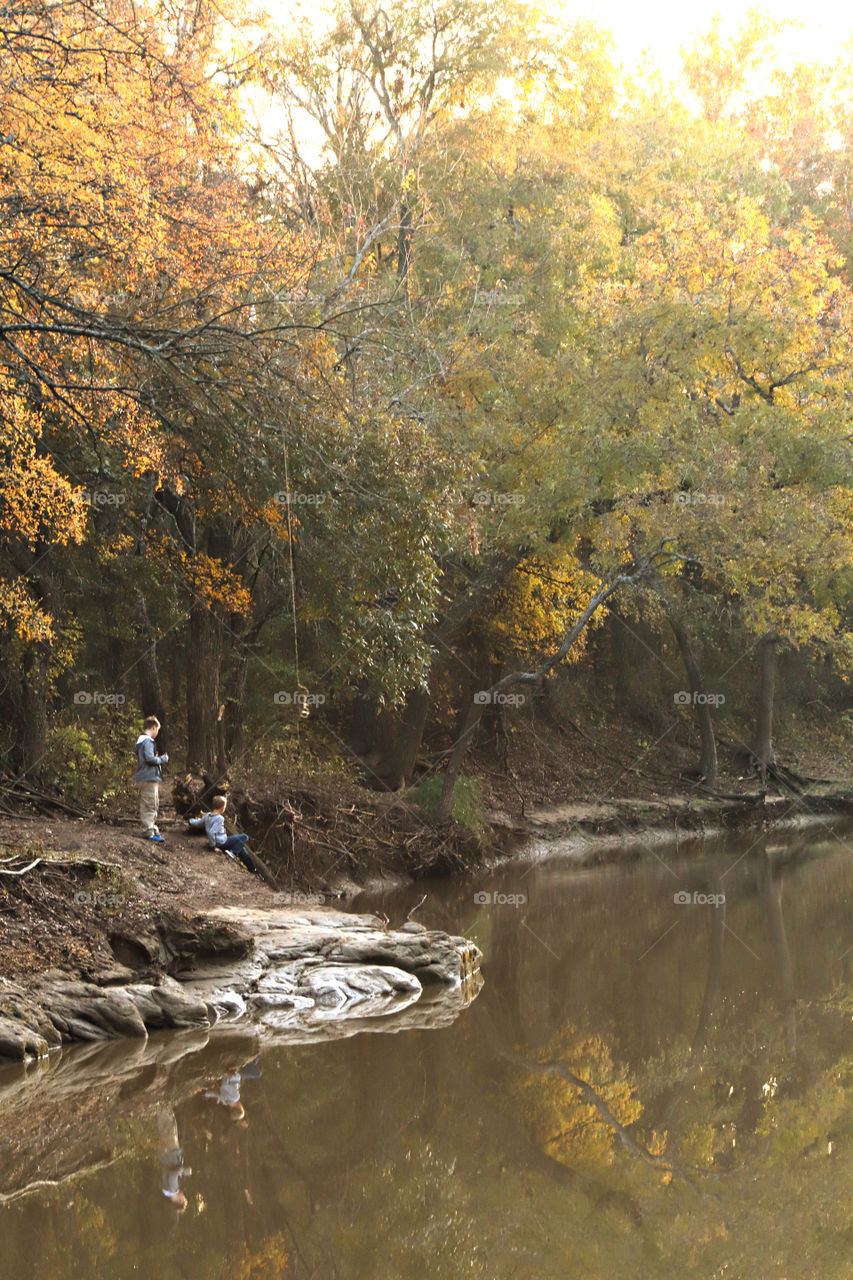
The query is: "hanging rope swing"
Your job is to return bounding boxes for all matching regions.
[281,433,310,729]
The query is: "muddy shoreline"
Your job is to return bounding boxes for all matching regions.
[337,790,853,895]
[0,785,850,1062]
[514,789,853,862]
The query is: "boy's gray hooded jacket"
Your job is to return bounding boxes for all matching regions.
[135,734,166,782]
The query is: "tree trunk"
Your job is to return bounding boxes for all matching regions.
[753,633,778,785]
[349,554,525,789]
[19,643,50,781]
[436,570,633,822]
[350,688,431,790]
[378,687,431,787]
[436,696,483,822]
[396,199,412,288]
[222,645,248,765]
[669,615,718,788]
[220,603,256,767]
[134,595,167,752]
[186,602,223,774]
[153,491,229,774]
[6,548,56,781]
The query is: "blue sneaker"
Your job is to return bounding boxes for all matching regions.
[144,833,165,843]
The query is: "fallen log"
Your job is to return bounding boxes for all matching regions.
[0,782,91,818]
[242,848,279,891]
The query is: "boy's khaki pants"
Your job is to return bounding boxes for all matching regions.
[138,781,160,835]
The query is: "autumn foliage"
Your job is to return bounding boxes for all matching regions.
[0,0,849,792]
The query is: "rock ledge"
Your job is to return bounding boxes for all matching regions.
[0,908,482,1060]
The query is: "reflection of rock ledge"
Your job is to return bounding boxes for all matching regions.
[252,974,483,1045]
[0,908,482,1061]
[0,968,483,1204]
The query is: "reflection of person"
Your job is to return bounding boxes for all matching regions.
[135,717,169,843]
[157,1108,191,1212]
[204,1057,262,1124]
[188,795,256,873]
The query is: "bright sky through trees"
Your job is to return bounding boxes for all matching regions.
[264,1,853,108]
[557,0,851,76]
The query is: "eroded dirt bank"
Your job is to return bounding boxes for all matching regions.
[0,774,850,1061]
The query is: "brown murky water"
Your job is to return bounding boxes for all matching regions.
[2,819,853,1279]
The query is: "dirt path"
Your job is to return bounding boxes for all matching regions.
[0,794,283,979]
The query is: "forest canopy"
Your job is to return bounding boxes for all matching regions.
[0,0,850,805]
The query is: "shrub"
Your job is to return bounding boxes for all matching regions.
[409,774,485,836]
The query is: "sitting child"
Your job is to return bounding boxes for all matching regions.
[188,795,256,874]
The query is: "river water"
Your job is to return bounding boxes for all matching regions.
[2,820,853,1279]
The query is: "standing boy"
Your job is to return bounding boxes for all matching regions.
[188,795,256,873]
[134,716,168,842]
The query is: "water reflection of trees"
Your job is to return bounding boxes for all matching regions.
[480,834,853,1277]
[4,833,853,1277]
